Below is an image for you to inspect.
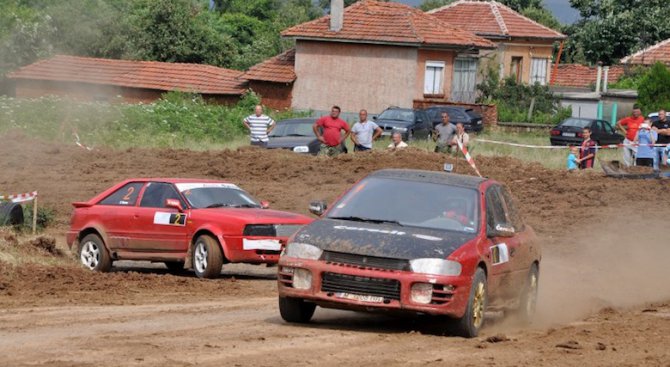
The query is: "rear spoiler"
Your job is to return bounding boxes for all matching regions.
[72,202,94,208]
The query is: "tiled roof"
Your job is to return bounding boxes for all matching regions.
[282,0,494,49]
[553,64,625,88]
[243,49,296,83]
[429,0,566,40]
[621,38,670,65]
[6,55,247,95]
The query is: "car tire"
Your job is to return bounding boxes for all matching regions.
[164,261,186,273]
[515,263,539,324]
[450,267,487,338]
[278,297,316,323]
[192,235,224,279]
[78,233,112,272]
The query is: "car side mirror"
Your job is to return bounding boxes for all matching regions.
[309,200,328,216]
[488,223,515,238]
[260,200,270,209]
[165,199,184,212]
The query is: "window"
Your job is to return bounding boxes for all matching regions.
[424,61,445,95]
[485,186,508,232]
[451,58,478,103]
[99,182,144,206]
[140,182,185,208]
[498,186,524,232]
[510,57,523,83]
[530,58,548,85]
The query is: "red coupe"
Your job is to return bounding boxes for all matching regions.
[67,179,312,278]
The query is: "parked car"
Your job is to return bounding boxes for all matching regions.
[550,117,624,146]
[67,179,312,278]
[648,112,661,123]
[277,169,540,337]
[424,106,484,132]
[374,107,432,141]
[266,118,320,155]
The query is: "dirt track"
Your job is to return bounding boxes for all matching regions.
[1,132,670,366]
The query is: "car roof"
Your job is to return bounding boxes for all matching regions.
[383,107,415,112]
[277,117,316,124]
[368,169,487,189]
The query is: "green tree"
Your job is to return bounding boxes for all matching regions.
[637,63,670,113]
[520,6,561,31]
[419,0,452,12]
[496,0,542,12]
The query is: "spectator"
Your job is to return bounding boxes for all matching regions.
[243,105,275,146]
[313,106,351,157]
[651,109,670,169]
[634,122,656,168]
[450,122,470,154]
[616,105,644,166]
[433,112,455,153]
[387,132,408,151]
[350,109,382,152]
[567,146,579,171]
[576,127,597,169]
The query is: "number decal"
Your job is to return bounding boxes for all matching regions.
[172,213,183,225]
[122,186,135,201]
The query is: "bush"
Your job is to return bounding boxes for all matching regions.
[21,204,55,231]
[637,62,670,113]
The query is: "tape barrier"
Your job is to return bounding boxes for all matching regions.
[457,139,482,178]
[74,133,93,151]
[475,138,670,150]
[0,191,38,203]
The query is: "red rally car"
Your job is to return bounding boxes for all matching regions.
[67,179,312,278]
[277,169,540,337]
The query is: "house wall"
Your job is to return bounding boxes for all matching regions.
[415,49,456,99]
[496,39,555,84]
[248,81,293,110]
[292,41,418,113]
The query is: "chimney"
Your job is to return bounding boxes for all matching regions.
[330,0,343,32]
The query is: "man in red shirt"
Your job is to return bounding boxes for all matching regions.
[616,105,644,166]
[313,105,351,156]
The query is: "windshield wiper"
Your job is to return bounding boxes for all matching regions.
[205,203,259,209]
[205,203,232,208]
[329,216,403,226]
[228,204,260,208]
[284,133,310,137]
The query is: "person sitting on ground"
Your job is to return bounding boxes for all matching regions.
[634,122,657,168]
[449,122,470,154]
[576,127,597,169]
[387,132,408,151]
[350,109,382,152]
[313,105,350,157]
[567,146,579,171]
[616,105,644,167]
[433,111,455,153]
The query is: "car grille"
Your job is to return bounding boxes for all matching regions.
[321,272,401,300]
[275,224,303,237]
[322,251,409,271]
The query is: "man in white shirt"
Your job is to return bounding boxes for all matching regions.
[243,105,275,146]
[350,109,382,152]
[387,132,408,151]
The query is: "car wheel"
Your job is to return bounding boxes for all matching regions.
[450,267,487,337]
[278,297,316,323]
[164,261,185,272]
[515,263,539,324]
[78,234,112,272]
[192,235,224,279]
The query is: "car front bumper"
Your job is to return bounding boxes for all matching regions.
[277,258,472,318]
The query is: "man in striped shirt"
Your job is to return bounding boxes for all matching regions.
[243,105,275,146]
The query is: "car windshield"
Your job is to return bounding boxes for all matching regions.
[327,177,479,233]
[269,121,314,137]
[378,109,414,122]
[176,183,261,209]
[560,118,592,128]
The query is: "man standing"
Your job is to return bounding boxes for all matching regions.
[433,111,455,153]
[243,105,275,146]
[350,109,382,152]
[616,105,644,166]
[313,106,350,156]
[651,109,670,170]
[576,127,597,169]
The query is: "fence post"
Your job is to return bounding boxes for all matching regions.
[32,196,37,235]
[611,103,618,127]
[597,101,603,120]
[527,98,535,121]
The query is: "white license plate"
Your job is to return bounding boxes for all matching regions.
[242,239,281,251]
[562,132,576,137]
[334,292,384,303]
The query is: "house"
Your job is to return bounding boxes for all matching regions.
[243,49,296,110]
[271,0,494,113]
[6,55,247,104]
[621,38,670,66]
[429,0,566,86]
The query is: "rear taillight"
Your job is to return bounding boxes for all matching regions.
[550,129,561,136]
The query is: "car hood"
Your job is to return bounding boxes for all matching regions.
[266,136,316,148]
[193,208,312,225]
[293,219,476,260]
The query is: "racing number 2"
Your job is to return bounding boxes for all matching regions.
[122,186,135,201]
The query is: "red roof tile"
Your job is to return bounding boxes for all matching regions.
[6,55,247,95]
[621,38,670,65]
[243,49,296,83]
[282,0,494,49]
[553,64,625,88]
[429,1,565,40]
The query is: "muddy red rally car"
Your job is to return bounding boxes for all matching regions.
[67,179,312,278]
[278,169,540,337]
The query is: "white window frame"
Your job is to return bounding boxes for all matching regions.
[424,61,445,95]
[530,58,548,85]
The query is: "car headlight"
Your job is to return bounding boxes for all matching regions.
[409,258,462,276]
[283,242,323,260]
[393,127,408,132]
[293,146,309,153]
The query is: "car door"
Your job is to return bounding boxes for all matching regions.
[96,181,145,250]
[498,186,533,292]
[484,185,516,301]
[130,182,190,253]
[413,111,431,139]
[590,120,608,145]
[600,120,621,144]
